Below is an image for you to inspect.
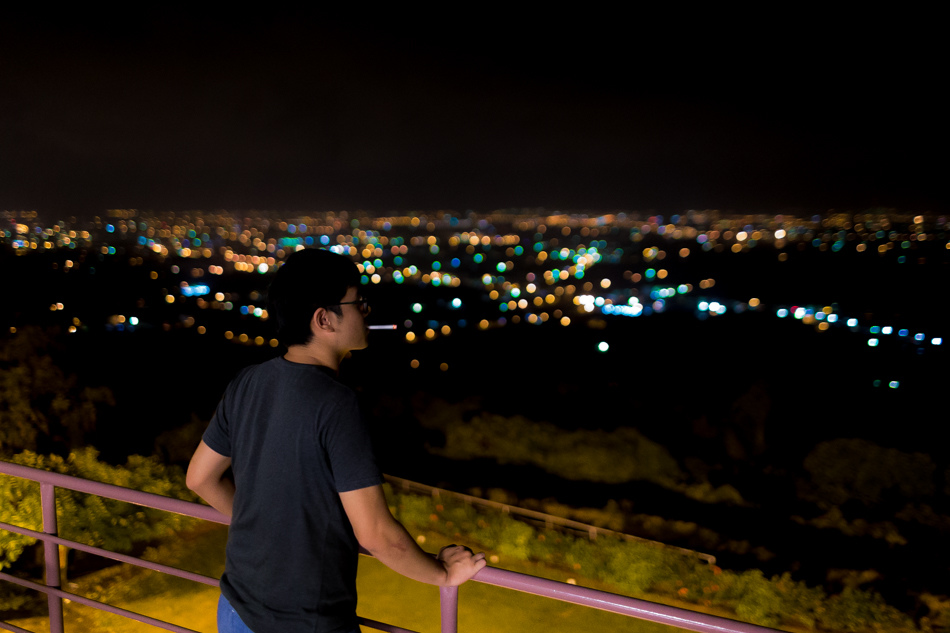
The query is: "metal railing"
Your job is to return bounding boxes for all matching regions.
[0,460,781,633]
[384,474,716,564]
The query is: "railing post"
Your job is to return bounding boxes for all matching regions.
[439,586,458,633]
[40,482,64,633]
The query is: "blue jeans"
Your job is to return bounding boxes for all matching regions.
[217,594,255,633]
[217,593,361,633]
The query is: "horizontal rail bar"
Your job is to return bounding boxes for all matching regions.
[0,619,35,633]
[0,521,219,587]
[470,567,783,633]
[0,461,229,525]
[356,616,421,633]
[0,571,201,633]
[384,474,716,564]
[2,460,780,633]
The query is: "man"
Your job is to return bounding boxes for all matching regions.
[187,248,486,633]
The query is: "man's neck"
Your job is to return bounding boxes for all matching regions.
[283,342,342,371]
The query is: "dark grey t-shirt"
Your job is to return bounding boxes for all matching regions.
[203,357,383,633]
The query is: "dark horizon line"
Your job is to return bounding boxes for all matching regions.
[3,204,945,221]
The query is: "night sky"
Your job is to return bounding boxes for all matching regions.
[2,9,945,216]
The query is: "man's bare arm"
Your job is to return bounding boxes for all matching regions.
[339,484,486,586]
[186,440,235,517]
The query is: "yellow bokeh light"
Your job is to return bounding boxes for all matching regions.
[254,336,265,346]
[425,328,436,339]
[533,296,544,307]
[731,243,742,253]
[518,299,528,309]
[656,269,667,279]
[679,248,690,258]
[489,290,499,300]
[238,333,249,343]
[818,322,830,331]
[405,332,416,342]
[150,271,158,280]
[748,298,760,308]
[526,283,536,293]
[441,325,451,335]
[545,295,556,304]
[165,295,175,304]
[224,331,234,340]
[270,339,279,347]
[478,319,489,330]
[410,359,420,368]
[560,316,570,326]
[197,326,207,334]
[600,279,610,289]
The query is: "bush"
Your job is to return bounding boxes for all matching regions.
[1,448,196,571]
[432,413,684,486]
[819,587,915,632]
[386,486,920,632]
[804,439,936,507]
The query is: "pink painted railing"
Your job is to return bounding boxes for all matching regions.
[0,461,782,633]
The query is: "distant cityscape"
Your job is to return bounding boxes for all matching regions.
[2,208,946,390]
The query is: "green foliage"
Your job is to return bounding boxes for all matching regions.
[0,327,114,454]
[804,439,936,506]
[819,586,914,632]
[0,447,197,572]
[427,409,746,505]
[715,570,783,627]
[432,412,685,486]
[387,486,917,632]
[494,520,535,560]
[800,506,907,545]
[153,414,209,464]
[600,539,677,595]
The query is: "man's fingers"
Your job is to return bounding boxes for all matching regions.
[439,545,489,575]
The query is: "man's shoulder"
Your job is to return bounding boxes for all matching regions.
[238,357,357,405]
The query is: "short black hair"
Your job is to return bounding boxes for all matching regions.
[266,248,361,347]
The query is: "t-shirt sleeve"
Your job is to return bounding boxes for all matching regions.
[202,388,234,458]
[323,392,383,493]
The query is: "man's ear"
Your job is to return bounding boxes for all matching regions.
[311,307,335,334]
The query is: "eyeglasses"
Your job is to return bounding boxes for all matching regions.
[327,297,370,314]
